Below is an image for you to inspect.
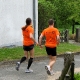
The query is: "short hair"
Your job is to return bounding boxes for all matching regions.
[48,19,54,25]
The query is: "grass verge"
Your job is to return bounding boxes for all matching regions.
[0,42,80,61]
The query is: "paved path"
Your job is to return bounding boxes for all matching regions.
[0,54,80,80]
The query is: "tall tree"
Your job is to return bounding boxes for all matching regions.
[38,0,80,34]
[38,0,56,35]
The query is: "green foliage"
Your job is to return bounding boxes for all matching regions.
[53,0,76,28]
[38,0,56,34]
[74,73,80,80]
[68,0,80,23]
[38,0,80,34]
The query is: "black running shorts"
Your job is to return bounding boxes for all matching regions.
[45,47,56,56]
[23,44,34,51]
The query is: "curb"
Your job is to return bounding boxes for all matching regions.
[0,52,80,66]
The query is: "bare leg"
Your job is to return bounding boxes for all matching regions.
[29,48,34,58]
[24,51,28,58]
[48,55,56,71]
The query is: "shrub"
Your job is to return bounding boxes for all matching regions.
[69,34,76,40]
[74,73,80,80]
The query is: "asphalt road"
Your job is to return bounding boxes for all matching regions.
[0,54,80,80]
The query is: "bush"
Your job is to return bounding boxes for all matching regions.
[74,73,80,80]
[69,34,76,40]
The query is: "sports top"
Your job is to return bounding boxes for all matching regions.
[22,25,34,46]
[41,27,59,48]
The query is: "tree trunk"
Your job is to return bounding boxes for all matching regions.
[72,20,75,34]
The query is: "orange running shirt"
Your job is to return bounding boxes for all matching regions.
[41,27,59,48]
[22,25,34,46]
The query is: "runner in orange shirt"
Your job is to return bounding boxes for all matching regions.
[39,19,60,75]
[16,18,38,73]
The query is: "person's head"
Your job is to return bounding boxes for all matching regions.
[22,18,32,30]
[26,18,32,25]
[48,19,54,25]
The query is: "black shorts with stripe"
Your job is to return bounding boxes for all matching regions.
[45,47,57,56]
[23,44,34,51]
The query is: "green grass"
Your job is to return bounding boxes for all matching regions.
[0,47,23,61]
[57,43,80,54]
[0,43,80,61]
[74,73,80,80]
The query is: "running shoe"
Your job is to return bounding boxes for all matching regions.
[45,65,51,75]
[25,69,33,73]
[50,70,55,76]
[16,62,20,71]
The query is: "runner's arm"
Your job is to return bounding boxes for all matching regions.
[39,34,43,46]
[57,35,60,45]
[30,33,38,45]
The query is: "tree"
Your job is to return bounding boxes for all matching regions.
[67,0,80,34]
[49,0,80,33]
[38,0,80,34]
[38,0,56,35]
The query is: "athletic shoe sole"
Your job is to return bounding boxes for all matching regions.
[25,69,33,73]
[16,62,20,71]
[45,66,51,75]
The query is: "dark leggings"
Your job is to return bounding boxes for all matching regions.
[20,56,26,63]
[27,58,33,69]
